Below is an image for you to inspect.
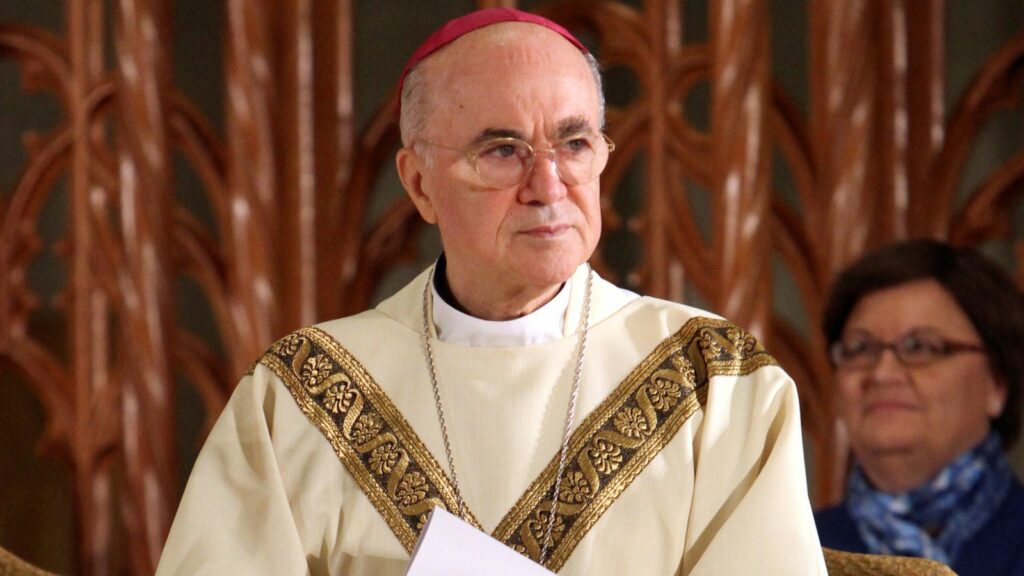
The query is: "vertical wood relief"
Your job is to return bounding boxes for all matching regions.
[810,0,879,275]
[1,0,1023,572]
[114,0,178,570]
[709,0,772,335]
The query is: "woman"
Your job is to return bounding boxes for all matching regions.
[815,238,1024,576]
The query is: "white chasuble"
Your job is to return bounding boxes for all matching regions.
[156,265,827,575]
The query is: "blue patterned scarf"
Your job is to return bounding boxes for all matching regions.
[846,432,1013,564]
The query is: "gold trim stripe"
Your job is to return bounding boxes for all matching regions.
[258,317,776,570]
[493,317,776,570]
[258,327,480,553]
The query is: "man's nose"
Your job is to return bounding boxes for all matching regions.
[520,150,567,204]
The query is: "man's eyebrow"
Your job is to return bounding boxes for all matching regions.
[467,118,593,146]
[554,117,592,139]
[469,128,524,145]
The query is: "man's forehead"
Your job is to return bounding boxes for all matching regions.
[430,54,601,142]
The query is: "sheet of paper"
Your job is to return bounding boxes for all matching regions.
[405,507,556,576]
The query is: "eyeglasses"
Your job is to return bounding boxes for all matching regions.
[830,329,986,369]
[417,133,615,189]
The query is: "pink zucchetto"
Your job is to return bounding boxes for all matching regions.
[397,8,588,102]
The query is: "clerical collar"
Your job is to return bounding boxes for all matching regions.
[430,258,569,346]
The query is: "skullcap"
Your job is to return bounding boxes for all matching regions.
[398,8,588,103]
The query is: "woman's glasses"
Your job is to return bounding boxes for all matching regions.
[830,328,986,369]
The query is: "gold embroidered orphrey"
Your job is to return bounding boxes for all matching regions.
[256,316,778,572]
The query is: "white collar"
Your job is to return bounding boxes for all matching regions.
[430,279,570,346]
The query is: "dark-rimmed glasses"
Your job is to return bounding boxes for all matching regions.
[830,328,986,369]
[417,133,615,189]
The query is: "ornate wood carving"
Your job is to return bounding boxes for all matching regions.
[1,0,1022,573]
[709,0,772,335]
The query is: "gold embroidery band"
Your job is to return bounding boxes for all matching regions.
[494,317,777,571]
[259,317,776,571]
[258,327,481,553]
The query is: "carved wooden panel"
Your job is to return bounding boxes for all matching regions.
[1,0,1022,573]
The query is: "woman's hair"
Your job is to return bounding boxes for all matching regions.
[823,238,1024,448]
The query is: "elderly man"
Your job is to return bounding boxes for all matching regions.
[157,8,825,575]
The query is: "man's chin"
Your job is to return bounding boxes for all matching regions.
[514,255,587,285]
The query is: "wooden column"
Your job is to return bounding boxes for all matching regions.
[114,0,178,571]
[710,0,772,336]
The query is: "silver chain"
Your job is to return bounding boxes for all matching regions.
[421,263,593,565]
[541,266,592,563]
[421,266,468,519]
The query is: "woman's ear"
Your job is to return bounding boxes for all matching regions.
[987,374,1008,418]
[397,147,438,224]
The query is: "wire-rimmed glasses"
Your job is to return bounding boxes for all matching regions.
[417,132,615,189]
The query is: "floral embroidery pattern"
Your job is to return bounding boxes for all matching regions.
[698,329,723,358]
[273,333,304,356]
[527,510,565,544]
[351,413,382,445]
[300,354,334,391]
[613,407,650,439]
[587,439,623,475]
[727,327,757,355]
[369,443,399,475]
[323,381,355,413]
[559,471,593,504]
[396,472,429,506]
[647,374,684,411]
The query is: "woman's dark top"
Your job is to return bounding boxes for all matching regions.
[815,480,1024,576]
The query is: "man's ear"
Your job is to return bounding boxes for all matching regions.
[397,147,438,224]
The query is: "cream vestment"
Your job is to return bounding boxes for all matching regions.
[157,265,827,575]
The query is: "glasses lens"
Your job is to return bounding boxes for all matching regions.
[831,335,879,368]
[471,139,532,188]
[895,331,946,365]
[555,135,608,185]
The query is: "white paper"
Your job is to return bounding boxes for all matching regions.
[404,507,556,576]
